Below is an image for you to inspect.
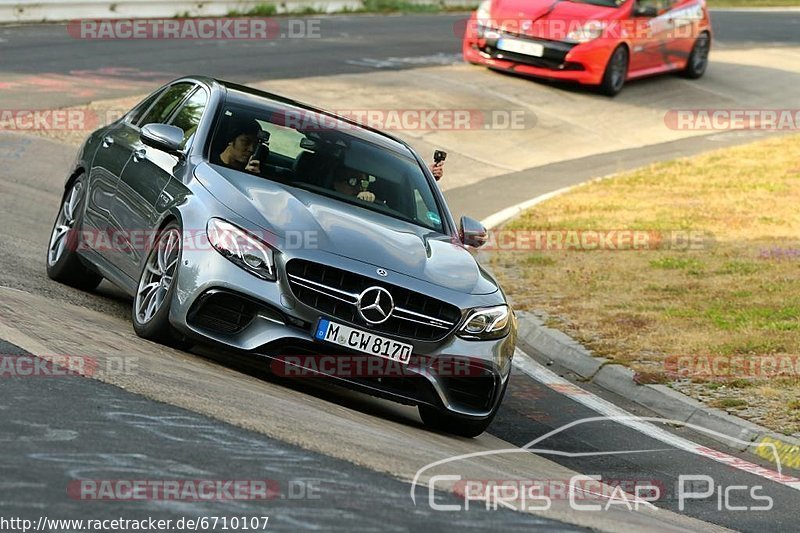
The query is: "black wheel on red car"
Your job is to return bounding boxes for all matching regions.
[418,381,508,438]
[683,32,711,79]
[599,46,629,97]
[46,175,103,291]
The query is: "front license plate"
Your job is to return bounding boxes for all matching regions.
[314,319,413,364]
[496,38,545,58]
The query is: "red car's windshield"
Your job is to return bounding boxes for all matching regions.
[563,0,626,8]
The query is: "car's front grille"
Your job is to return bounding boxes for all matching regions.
[480,31,577,70]
[489,50,569,70]
[285,259,462,341]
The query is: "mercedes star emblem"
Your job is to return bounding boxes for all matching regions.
[357,286,394,325]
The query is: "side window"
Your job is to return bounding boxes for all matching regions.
[169,88,209,148]
[126,89,164,125]
[255,120,306,159]
[635,0,673,12]
[138,83,195,127]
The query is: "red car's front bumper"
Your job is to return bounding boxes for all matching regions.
[462,15,616,86]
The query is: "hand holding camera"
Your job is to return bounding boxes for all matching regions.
[247,130,271,175]
[431,150,447,181]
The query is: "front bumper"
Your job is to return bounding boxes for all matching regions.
[168,239,515,419]
[463,16,615,86]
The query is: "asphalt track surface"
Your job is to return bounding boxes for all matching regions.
[0,11,798,109]
[0,338,577,532]
[1,10,799,532]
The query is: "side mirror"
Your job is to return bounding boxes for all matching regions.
[140,123,185,155]
[633,4,658,17]
[460,216,488,248]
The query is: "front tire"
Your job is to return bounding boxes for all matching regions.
[132,222,185,345]
[46,176,103,291]
[599,46,629,97]
[682,32,710,79]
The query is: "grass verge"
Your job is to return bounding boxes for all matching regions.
[490,134,800,436]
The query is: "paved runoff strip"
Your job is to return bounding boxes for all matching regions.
[512,349,800,492]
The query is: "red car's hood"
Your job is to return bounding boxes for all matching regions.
[489,0,622,40]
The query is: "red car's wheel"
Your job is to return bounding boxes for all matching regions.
[599,46,629,97]
[683,32,711,79]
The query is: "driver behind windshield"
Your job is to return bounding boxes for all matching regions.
[214,118,265,175]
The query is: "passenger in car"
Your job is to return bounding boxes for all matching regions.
[332,167,379,203]
[331,156,446,206]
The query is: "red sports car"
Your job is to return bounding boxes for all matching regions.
[462,0,712,95]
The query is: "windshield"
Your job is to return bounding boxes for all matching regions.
[566,0,625,7]
[207,102,446,233]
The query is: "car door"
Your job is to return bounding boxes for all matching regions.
[647,0,686,70]
[628,0,672,74]
[82,89,163,241]
[663,0,704,64]
[111,84,208,280]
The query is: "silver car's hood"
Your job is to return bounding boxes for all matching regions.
[196,163,499,295]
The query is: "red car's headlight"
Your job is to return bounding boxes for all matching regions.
[566,21,608,43]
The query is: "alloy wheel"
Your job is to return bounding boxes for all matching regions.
[134,228,181,324]
[47,181,83,267]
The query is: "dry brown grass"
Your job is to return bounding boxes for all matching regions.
[491,134,800,435]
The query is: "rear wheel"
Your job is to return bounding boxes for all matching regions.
[46,176,103,291]
[599,46,629,97]
[682,32,710,79]
[132,222,186,346]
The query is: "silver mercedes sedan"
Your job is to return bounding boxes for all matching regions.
[46,76,516,437]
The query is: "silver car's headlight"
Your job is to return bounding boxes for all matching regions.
[207,218,276,281]
[458,305,511,340]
